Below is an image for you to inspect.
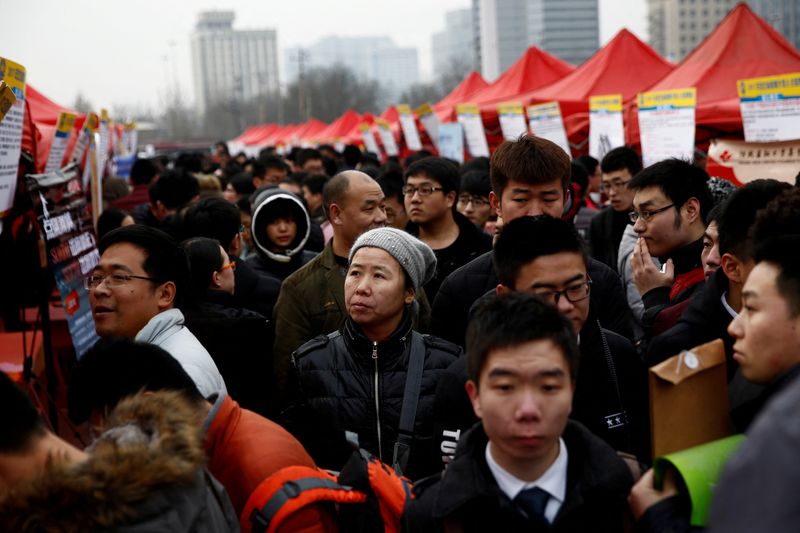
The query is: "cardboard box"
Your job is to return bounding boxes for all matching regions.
[649,339,733,458]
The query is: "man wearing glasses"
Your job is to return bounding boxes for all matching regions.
[628,158,712,337]
[86,225,226,398]
[588,147,643,274]
[404,157,491,302]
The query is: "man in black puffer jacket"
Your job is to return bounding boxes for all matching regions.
[287,228,461,481]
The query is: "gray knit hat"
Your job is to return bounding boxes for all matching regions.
[349,227,437,290]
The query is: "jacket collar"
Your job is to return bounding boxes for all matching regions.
[342,309,414,365]
[665,237,704,274]
[135,308,184,344]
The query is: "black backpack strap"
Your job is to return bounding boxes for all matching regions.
[392,332,426,474]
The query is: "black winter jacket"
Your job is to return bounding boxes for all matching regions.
[288,311,461,480]
[431,251,634,348]
[405,421,634,532]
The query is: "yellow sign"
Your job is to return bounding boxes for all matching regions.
[638,88,697,110]
[100,108,110,122]
[737,72,800,99]
[590,94,623,113]
[85,112,100,133]
[415,103,434,116]
[497,102,524,115]
[0,81,16,123]
[527,101,562,118]
[358,122,371,133]
[56,112,77,135]
[0,58,26,97]
[397,104,413,116]
[456,103,480,116]
[376,118,390,129]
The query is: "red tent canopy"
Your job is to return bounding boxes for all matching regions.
[24,85,82,172]
[343,112,376,145]
[473,47,575,112]
[268,124,301,146]
[433,71,489,122]
[626,2,800,144]
[318,109,362,141]
[232,124,276,145]
[297,118,329,144]
[520,30,673,139]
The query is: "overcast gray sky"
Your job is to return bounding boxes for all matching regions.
[0,0,647,113]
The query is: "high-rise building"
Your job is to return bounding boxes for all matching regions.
[432,8,479,79]
[748,0,800,51]
[647,0,738,61]
[190,11,279,114]
[475,0,599,80]
[283,36,419,105]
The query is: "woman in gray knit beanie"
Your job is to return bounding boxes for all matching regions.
[349,227,437,292]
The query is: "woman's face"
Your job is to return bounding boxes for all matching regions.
[216,246,236,295]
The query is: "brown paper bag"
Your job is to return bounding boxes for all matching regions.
[649,339,733,458]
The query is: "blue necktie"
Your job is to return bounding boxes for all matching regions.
[514,486,551,525]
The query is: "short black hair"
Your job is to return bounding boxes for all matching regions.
[303,173,328,195]
[460,156,490,175]
[751,188,800,269]
[68,338,204,425]
[343,145,362,168]
[180,237,224,301]
[182,196,241,250]
[148,169,198,209]
[404,157,460,195]
[716,179,791,258]
[574,155,599,176]
[753,236,800,317]
[600,147,642,176]
[490,135,571,196]
[460,169,491,198]
[404,150,433,168]
[96,208,131,241]
[466,292,580,384]
[0,372,46,453]
[377,169,405,203]
[98,225,189,306]
[493,215,588,288]
[260,155,290,174]
[229,172,256,196]
[296,148,322,169]
[250,160,266,180]
[130,158,158,186]
[628,158,712,222]
[570,162,589,200]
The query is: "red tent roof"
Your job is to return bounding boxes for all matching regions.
[380,106,399,123]
[318,109,362,141]
[522,30,673,121]
[473,47,575,111]
[627,3,800,142]
[24,85,81,172]
[344,112,376,144]
[27,85,78,127]
[297,118,329,142]
[433,71,490,122]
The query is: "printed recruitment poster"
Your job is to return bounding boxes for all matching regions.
[738,72,800,142]
[26,163,100,357]
[397,104,423,151]
[415,103,439,148]
[73,112,99,172]
[45,112,78,173]
[456,103,490,158]
[497,102,528,141]
[707,138,800,186]
[358,122,381,155]
[589,94,624,161]
[527,101,571,156]
[375,119,399,157]
[638,88,697,168]
[0,57,26,218]
[438,122,465,164]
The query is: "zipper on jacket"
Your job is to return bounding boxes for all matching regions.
[372,341,383,460]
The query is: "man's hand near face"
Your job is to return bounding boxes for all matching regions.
[632,237,673,296]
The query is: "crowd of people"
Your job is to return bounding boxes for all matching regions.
[1,135,799,532]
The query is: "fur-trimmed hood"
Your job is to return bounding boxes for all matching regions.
[0,391,233,532]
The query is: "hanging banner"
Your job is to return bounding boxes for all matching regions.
[638,88,697,167]
[397,104,422,151]
[44,112,78,173]
[527,101,571,156]
[375,119,399,157]
[358,122,381,155]
[497,102,528,141]
[73,112,99,171]
[122,122,138,155]
[707,138,800,186]
[26,163,100,357]
[438,122,465,164]
[589,94,624,161]
[456,103,490,158]
[415,103,440,147]
[0,57,26,218]
[97,109,111,181]
[738,72,800,142]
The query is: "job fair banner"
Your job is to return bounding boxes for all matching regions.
[707,138,800,186]
[358,122,381,155]
[375,119,399,157]
[589,94,624,161]
[638,88,697,167]
[438,122,465,164]
[456,103,490,158]
[415,103,440,148]
[0,56,26,219]
[738,72,800,142]
[73,111,99,173]
[527,101,571,156]
[497,102,528,141]
[44,112,78,173]
[26,163,100,356]
[397,104,423,151]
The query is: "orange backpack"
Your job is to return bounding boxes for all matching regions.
[241,448,413,533]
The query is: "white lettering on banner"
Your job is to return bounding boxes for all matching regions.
[68,232,96,256]
[42,212,76,240]
[78,249,100,275]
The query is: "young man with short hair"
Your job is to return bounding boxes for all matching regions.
[457,169,493,231]
[404,157,491,302]
[302,173,328,224]
[406,293,634,531]
[88,225,226,398]
[256,155,290,187]
[376,168,409,230]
